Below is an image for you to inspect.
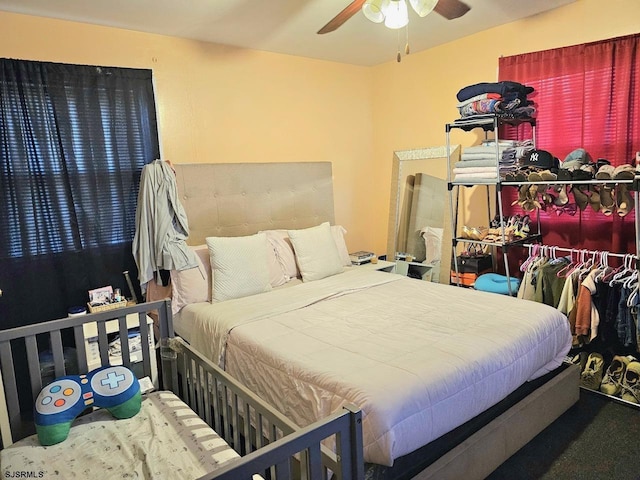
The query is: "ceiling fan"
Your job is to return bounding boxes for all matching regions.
[317,0,471,35]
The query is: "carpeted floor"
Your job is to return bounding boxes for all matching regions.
[487,388,640,480]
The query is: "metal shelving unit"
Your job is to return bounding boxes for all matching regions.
[447,115,538,295]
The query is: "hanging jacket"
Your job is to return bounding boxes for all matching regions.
[573,269,600,342]
[133,159,198,294]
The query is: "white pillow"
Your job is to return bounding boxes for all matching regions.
[206,233,272,302]
[169,244,210,315]
[262,224,350,276]
[287,222,344,282]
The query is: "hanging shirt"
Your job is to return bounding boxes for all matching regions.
[557,270,579,316]
[533,258,570,308]
[133,159,198,294]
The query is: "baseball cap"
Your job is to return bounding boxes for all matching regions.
[562,148,593,170]
[522,149,560,171]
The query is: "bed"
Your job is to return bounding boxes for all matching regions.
[0,300,364,479]
[158,162,580,480]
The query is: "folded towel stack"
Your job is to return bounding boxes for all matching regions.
[453,141,516,182]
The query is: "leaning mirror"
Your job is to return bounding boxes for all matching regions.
[387,145,461,284]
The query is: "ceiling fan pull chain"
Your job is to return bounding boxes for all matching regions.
[396,29,402,62]
[405,23,410,55]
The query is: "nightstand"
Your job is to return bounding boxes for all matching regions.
[354,259,397,273]
[82,313,157,387]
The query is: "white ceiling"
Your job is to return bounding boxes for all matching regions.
[0,0,576,66]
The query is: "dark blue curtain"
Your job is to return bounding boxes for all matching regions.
[0,59,159,328]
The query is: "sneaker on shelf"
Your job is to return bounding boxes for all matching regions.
[579,352,604,391]
[620,360,640,404]
[600,355,632,396]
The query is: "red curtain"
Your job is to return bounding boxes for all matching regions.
[498,33,640,256]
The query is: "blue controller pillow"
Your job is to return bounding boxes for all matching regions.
[34,365,141,446]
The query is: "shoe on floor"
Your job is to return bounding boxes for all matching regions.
[600,355,631,396]
[620,360,640,403]
[580,352,604,390]
[570,351,588,372]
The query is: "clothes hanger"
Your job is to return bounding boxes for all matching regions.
[580,250,598,273]
[610,254,635,284]
[626,270,639,308]
[594,251,613,282]
[520,244,539,272]
[556,248,578,278]
[601,253,627,283]
[564,249,590,278]
[623,270,638,289]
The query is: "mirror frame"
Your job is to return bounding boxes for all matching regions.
[386,145,461,281]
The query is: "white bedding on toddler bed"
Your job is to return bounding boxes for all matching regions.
[0,391,248,479]
[179,268,572,467]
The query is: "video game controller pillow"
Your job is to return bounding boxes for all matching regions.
[34,365,141,446]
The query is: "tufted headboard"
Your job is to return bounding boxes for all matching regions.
[174,162,335,245]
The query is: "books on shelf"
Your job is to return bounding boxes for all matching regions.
[349,251,375,265]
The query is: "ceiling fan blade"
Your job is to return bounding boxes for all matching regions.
[433,0,471,20]
[317,0,367,34]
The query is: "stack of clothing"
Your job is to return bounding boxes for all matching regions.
[452,140,517,183]
[453,81,536,125]
[500,139,536,178]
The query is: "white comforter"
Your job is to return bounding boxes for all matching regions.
[182,268,571,466]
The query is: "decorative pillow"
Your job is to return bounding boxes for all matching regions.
[265,240,288,287]
[262,230,299,280]
[170,244,210,315]
[287,222,344,282]
[206,233,272,302]
[34,365,141,446]
[262,224,350,277]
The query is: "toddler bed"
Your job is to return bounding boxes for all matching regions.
[0,299,364,479]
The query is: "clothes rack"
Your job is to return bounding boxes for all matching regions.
[521,243,638,261]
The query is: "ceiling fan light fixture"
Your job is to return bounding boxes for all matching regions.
[408,0,438,17]
[362,0,391,24]
[384,0,409,29]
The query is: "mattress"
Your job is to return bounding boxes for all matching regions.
[179,268,572,467]
[0,391,243,479]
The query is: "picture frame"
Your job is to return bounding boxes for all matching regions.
[88,285,113,305]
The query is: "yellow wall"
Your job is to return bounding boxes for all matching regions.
[0,11,376,250]
[1,0,639,254]
[371,0,640,245]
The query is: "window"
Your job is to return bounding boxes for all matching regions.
[498,33,640,255]
[0,59,159,328]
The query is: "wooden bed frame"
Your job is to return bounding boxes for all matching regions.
[171,161,580,479]
[0,300,364,480]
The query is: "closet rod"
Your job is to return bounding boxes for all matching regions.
[521,243,637,260]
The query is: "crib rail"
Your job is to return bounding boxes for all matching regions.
[163,336,364,480]
[0,300,364,480]
[0,299,170,447]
